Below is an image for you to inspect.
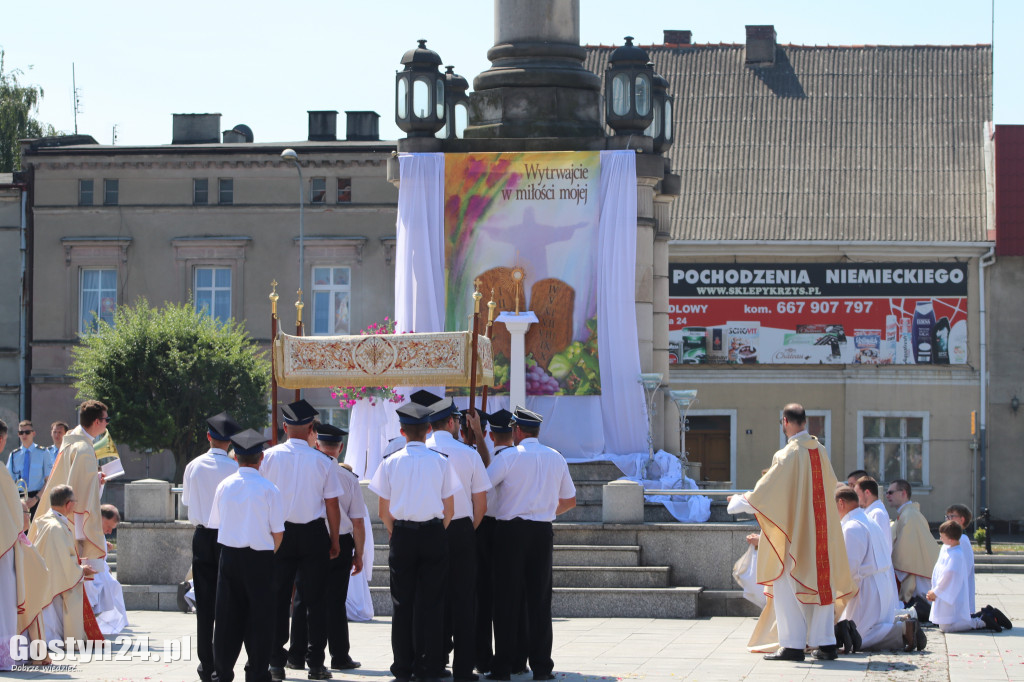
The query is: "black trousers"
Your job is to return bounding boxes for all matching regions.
[270,520,330,668]
[389,520,448,680]
[289,533,356,666]
[491,519,554,678]
[192,526,221,680]
[213,545,274,682]
[444,517,476,678]
[475,516,529,673]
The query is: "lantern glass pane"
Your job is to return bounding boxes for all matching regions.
[664,99,673,140]
[611,73,630,116]
[455,102,468,138]
[435,79,445,119]
[645,106,661,138]
[413,78,430,118]
[397,77,408,119]
[635,75,651,116]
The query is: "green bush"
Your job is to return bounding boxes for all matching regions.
[70,298,270,481]
[974,527,987,544]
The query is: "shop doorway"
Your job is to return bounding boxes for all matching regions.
[686,414,733,482]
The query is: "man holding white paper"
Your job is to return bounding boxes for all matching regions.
[32,400,110,565]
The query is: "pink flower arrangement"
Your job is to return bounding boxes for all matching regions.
[331,317,406,408]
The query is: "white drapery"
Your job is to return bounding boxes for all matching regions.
[392,151,648,460]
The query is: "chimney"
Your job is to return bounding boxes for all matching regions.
[172,114,221,144]
[345,111,380,141]
[222,129,246,143]
[308,111,338,141]
[745,25,776,67]
[664,30,692,46]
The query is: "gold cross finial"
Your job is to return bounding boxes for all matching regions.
[269,280,279,318]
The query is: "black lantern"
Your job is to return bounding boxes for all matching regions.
[644,70,675,153]
[443,65,470,140]
[605,36,655,134]
[395,39,446,138]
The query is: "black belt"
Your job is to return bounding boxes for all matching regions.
[284,518,325,529]
[394,518,443,528]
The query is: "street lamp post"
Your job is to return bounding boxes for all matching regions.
[281,148,304,400]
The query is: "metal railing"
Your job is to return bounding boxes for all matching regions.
[643,489,746,497]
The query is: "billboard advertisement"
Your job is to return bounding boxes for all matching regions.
[668,262,969,365]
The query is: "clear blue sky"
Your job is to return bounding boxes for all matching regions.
[2,0,1015,146]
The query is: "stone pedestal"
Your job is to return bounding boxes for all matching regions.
[116,521,194,584]
[124,478,174,522]
[497,311,538,410]
[601,480,644,523]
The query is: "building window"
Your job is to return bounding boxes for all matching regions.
[194,267,232,322]
[80,268,117,333]
[193,179,209,205]
[860,413,928,486]
[337,177,352,203]
[79,180,94,206]
[103,179,119,205]
[312,266,351,335]
[311,177,327,204]
[779,410,831,455]
[219,178,233,205]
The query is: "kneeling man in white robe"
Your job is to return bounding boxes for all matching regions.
[836,486,919,650]
[83,504,128,634]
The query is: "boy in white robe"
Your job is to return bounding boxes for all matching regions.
[84,504,128,634]
[944,504,976,614]
[927,521,1001,633]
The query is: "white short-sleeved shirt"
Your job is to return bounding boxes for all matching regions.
[426,430,492,520]
[330,460,368,536]
[261,438,344,523]
[182,449,239,527]
[486,437,575,522]
[369,441,462,522]
[484,445,514,518]
[208,467,285,551]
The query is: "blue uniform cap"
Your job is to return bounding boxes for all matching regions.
[315,422,348,443]
[282,399,318,426]
[206,411,242,441]
[409,389,443,407]
[485,408,515,434]
[396,403,433,425]
[427,397,460,423]
[511,405,543,428]
[230,428,268,456]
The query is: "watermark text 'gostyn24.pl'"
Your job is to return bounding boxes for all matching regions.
[9,635,192,663]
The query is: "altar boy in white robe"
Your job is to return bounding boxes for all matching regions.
[927,520,1006,633]
[835,486,921,651]
[84,504,128,634]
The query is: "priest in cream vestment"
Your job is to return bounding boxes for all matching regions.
[1,448,49,670]
[887,479,939,604]
[33,401,109,564]
[728,404,855,662]
[30,485,98,644]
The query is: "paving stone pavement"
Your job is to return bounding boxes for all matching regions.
[4,573,1022,681]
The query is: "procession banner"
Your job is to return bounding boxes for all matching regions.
[668,262,969,365]
[444,151,602,395]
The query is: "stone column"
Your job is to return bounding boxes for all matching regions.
[654,169,679,454]
[465,0,603,141]
[498,311,539,410]
[634,154,664,449]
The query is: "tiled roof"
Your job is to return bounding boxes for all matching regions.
[584,44,992,242]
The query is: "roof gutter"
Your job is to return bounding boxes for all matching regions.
[978,245,995,515]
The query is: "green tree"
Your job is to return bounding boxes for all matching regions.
[1,50,58,172]
[70,298,271,482]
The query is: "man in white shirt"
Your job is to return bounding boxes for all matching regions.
[485,407,576,682]
[288,423,367,673]
[836,486,919,651]
[854,477,893,556]
[426,397,492,682]
[261,400,343,682]
[209,429,285,682]
[182,411,241,682]
[370,402,462,682]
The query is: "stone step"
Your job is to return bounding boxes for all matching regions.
[121,584,185,612]
[699,590,764,617]
[369,565,670,588]
[567,461,625,481]
[974,554,1024,563]
[974,563,1024,573]
[369,586,700,619]
[373,543,641,567]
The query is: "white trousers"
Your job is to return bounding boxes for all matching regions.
[939,617,985,633]
[772,556,836,649]
[42,596,64,643]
